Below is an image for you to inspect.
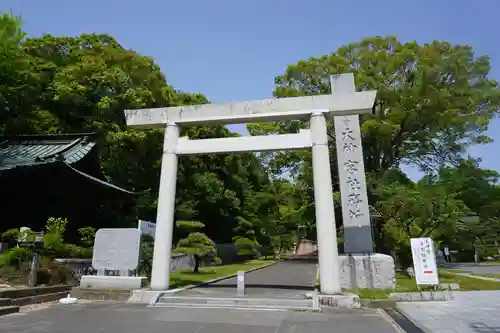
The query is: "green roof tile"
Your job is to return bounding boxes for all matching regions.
[0,133,95,170]
[0,133,143,195]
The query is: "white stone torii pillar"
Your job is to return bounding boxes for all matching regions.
[124,74,377,294]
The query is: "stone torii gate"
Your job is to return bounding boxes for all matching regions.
[124,73,377,295]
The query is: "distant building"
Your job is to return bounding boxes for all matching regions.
[0,133,138,242]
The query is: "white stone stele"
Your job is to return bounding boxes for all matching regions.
[80,275,146,290]
[80,228,146,291]
[338,253,395,290]
[123,73,378,294]
[92,228,141,271]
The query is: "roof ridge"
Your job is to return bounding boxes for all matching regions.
[64,163,146,195]
[0,133,98,141]
[37,137,83,160]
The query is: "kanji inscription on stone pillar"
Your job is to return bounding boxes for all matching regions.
[332,74,373,253]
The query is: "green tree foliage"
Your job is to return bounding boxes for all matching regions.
[4,13,500,269]
[78,227,97,247]
[250,35,500,182]
[426,159,500,260]
[434,158,500,218]
[0,13,36,134]
[247,35,500,258]
[0,13,274,247]
[376,181,467,267]
[234,237,260,259]
[174,221,217,272]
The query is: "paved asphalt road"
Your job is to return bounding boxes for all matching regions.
[448,263,500,275]
[0,301,401,333]
[178,259,318,299]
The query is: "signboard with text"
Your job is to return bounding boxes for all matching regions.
[138,220,156,239]
[410,237,439,285]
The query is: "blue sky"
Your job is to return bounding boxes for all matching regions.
[2,0,499,179]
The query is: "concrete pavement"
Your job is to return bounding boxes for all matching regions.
[0,301,402,333]
[0,257,407,332]
[398,291,500,333]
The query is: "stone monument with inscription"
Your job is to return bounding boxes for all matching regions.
[80,228,146,290]
[332,74,395,290]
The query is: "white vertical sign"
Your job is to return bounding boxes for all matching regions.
[237,271,245,296]
[332,74,372,253]
[138,220,156,239]
[410,238,439,285]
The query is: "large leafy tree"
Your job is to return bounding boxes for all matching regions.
[248,36,500,249]
[434,158,500,218]
[0,18,276,246]
[0,13,39,135]
[428,159,500,259]
[376,181,467,267]
[250,36,500,183]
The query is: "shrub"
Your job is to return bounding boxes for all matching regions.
[62,244,93,259]
[77,227,96,247]
[234,237,260,260]
[0,247,32,268]
[43,217,68,253]
[137,235,154,278]
[1,228,21,247]
[175,232,217,272]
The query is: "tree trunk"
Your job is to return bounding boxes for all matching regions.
[193,255,200,273]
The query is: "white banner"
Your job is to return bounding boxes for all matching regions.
[410,237,439,285]
[138,220,156,239]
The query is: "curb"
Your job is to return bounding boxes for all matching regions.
[0,306,20,317]
[378,309,411,333]
[390,306,431,333]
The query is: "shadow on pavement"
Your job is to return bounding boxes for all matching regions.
[284,257,318,263]
[198,283,313,291]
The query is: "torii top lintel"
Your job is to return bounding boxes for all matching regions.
[124,81,377,129]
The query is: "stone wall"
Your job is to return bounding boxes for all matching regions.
[170,253,196,271]
[215,244,238,265]
[55,253,196,282]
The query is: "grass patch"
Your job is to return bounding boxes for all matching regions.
[346,288,392,300]
[169,259,274,289]
[346,269,500,299]
[441,269,468,273]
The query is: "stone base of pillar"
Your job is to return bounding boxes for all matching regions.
[305,291,361,308]
[338,253,395,290]
[317,293,361,308]
[80,275,147,290]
